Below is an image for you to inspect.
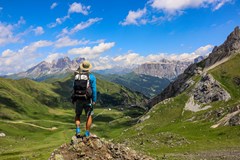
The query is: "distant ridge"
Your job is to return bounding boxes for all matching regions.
[133,59,191,80]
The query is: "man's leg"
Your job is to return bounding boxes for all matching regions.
[75,100,84,136]
[75,116,81,134]
[86,115,92,131]
[85,104,93,137]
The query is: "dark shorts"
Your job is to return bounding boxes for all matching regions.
[75,99,94,118]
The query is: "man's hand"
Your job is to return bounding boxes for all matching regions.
[92,102,96,105]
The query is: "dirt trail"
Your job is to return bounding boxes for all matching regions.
[0,120,60,131]
[204,56,231,72]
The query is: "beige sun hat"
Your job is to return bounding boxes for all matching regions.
[79,60,92,71]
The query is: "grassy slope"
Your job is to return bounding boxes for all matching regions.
[113,54,240,159]
[0,75,146,159]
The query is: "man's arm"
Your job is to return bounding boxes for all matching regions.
[90,74,97,103]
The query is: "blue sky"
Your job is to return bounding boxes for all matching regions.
[0,0,239,74]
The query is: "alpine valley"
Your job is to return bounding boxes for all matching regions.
[4,54,192,98]
[0,27,240,160]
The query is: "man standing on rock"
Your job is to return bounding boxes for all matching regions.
[71,61,97,137]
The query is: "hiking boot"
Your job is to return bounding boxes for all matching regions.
[85,130,90,137]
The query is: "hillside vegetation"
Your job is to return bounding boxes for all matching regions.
[113,54,240,159]
[0,75,147,159]
[97,72,170,98]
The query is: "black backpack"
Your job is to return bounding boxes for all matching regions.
[73,72,92,100]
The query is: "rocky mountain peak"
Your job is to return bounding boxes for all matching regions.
[227,26,240,42]
[54,57,71,68]
[205,26,240,67]
[74,57,85,63]
[8,56,85,80]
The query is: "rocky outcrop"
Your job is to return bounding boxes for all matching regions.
[193,74,231,104]
[205,26,240,68]
[134,59,191,80]
[184,96,212,112]
[211,105,240,128]
[184,74,231,112]
[49,135,154,160]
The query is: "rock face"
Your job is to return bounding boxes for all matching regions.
[211,105,240,128]
[205,26,240,68]
[133,59,191,80]
[149,63,197,107]
[49,135,153,160]
[193,74,231,104]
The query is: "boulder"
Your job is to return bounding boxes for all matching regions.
[49,135,154,160]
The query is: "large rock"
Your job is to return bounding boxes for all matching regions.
[193,74,231,104]
[49,135,154,160]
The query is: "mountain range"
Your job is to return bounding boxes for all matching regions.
[5,55,193,82]
[6,57,85,81]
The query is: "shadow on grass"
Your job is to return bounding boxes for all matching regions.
[93,114,115,122]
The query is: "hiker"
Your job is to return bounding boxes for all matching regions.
[71,61,97,137]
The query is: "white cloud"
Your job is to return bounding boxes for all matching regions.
[68,42,115,59]
[1,49,14,57]
[50,2,58,9]
[71,18,102,34]
[120,0,233,25]
[113,52,144,64]
[213,0,232,10]
[120,8,147,26]
[33,26,44,35]
[91,44,213,70]
[44,53,63,63]
[0,40,53,75]
[48,2,91,28]
[15,16,26,26]
[48,15,70,28]
[0,17,25,46]
[54,36,89,48]
[91,56,114,70]
[194,44,214,56]
[68,2,90,15]
[58,18,102,37]
[0,23,18,45]
[150,0,233,13]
